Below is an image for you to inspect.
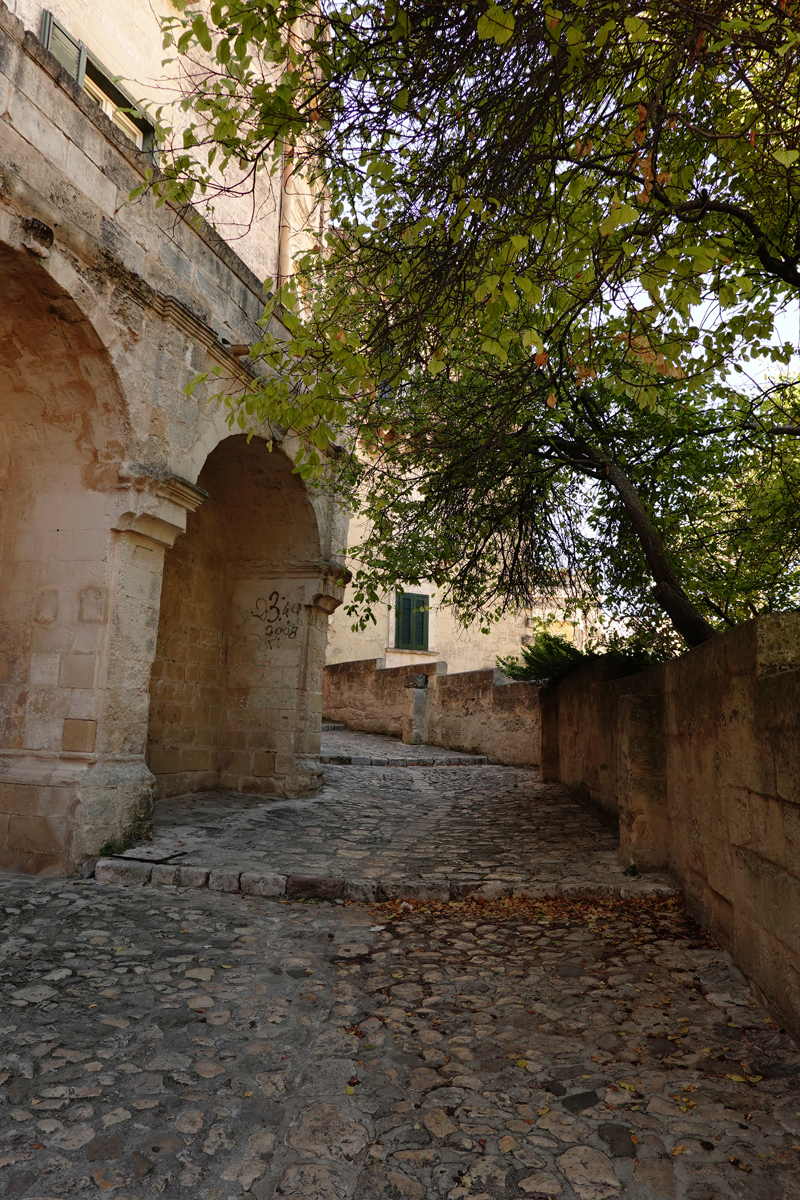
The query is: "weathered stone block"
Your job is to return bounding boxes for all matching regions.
[95,858,152,885]
[240,871,286,897]
[208,869,242,893]
[8,813,65,856]
[146,748,181,776]
[8,87,68,170]
[64,141,117,215]
[174,865,209,888]
[150,864,178,886]
[344,879,378,903]
[59,656,96,690]
[253,752,277,777]
[286,875,345,901]
[0,783,38,817]
[178,747,211,773]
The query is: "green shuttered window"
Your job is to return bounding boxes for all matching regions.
[41,11,86,84]
[395,593,430,651]
[40,11,156,156]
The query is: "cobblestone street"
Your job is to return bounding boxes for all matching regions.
[98,732,676,902]
[1,737,799,1200]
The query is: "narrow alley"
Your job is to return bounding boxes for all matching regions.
[0,733,798,1200]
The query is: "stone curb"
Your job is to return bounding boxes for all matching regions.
[320,753,489,766]
[95,858,681,902]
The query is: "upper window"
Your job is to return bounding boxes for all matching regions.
[40,11,155,155]
[395,593,430,652]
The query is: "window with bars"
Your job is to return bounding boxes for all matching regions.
[394,593,430,651]
[40,11,156,155]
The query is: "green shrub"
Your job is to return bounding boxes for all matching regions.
[497,631,667,688]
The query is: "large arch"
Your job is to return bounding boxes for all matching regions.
[0,243,148,872]
[147,433,327,798]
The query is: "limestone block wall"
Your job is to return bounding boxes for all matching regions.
[425,670,541,767]
[540,657,650,819]
[540,614,800,1042]
[323,659,541,764]
[322,659,441,745]
[12,0,285,286]
[147,435,328,799]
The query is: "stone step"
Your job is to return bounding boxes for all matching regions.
[320,753,489,766]
[93,857,680,903]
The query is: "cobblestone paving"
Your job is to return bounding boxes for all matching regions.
[319,730,489,767]
[104,733,675,901]
[1,878,798,1200]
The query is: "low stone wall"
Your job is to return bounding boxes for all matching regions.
[322,659,540,764]
[322,659,444,744]
[540,613,800,1040]
[540,657,646,819]
[425,669,540,767]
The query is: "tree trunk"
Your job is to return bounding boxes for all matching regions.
[601,459,717,647]
[556,431,717,646]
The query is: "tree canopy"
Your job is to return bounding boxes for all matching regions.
[152,0,800,647]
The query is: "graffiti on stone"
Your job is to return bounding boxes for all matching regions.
[236,590,302,661]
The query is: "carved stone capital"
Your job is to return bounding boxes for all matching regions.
[312,563,351,614]
[114,462,209,547]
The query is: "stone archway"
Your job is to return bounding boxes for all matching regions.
[0,243,145,872]
[147,433,330,800]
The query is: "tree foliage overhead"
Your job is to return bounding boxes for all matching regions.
[152,0,800,647]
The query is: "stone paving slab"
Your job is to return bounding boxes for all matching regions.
[0,877,798,1200]
[104,741,678,901]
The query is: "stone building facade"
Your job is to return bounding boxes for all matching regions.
[326,519,588,672]
[0,1,347,874]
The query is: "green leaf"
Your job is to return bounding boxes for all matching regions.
[191,15,212,52]
[481,337,508,362]
[184,372,208,396]
[522,329,544,353]
[623,15,649,40]
[594,19,615,46]
[773,149,799,167]
[476,4,515,45]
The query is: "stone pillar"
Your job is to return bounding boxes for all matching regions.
[617,693,668,871]
[0,467,206,874]
[402,673,429,745]
[70,471,208,864]
[219,565,347,797]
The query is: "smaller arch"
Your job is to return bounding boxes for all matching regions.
[147,433,324,798]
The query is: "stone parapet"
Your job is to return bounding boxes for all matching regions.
[322,658,541,764]
[322,658,443,744]
[425,668,541,767]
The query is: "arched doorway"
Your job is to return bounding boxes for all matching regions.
[147,433,325,799]
[0,243,134,871]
